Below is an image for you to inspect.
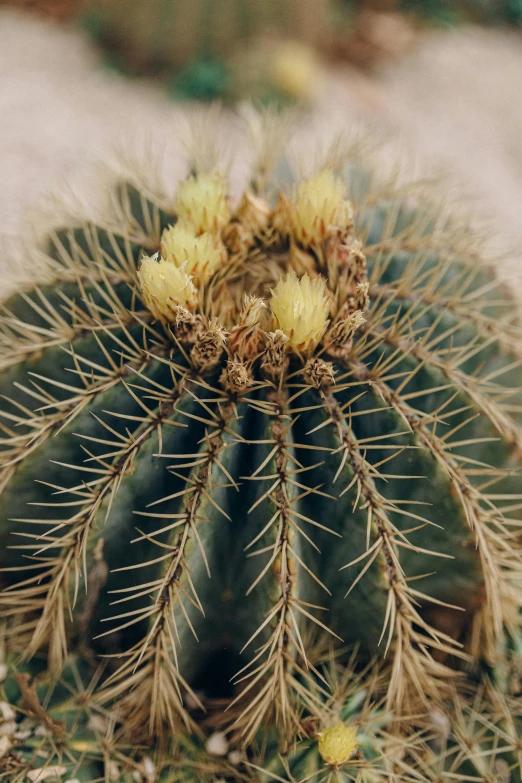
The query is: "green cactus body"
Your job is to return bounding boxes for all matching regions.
[1,119,522,778]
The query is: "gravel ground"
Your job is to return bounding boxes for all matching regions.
[0,8,521,297]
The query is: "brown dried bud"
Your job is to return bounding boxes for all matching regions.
[235,192,271,234]
[325,236,365,274]
[271,191,292,238]
[190,320,228,373]
[325,309,366,359]
[222,221,254,255]
[288,242,318,277]
[169,305,204,345]
[300,716,319,739]
[220,357,253,394]
[351,242,367,277]
[261,330,289,379]
[223,193,271,255]
[303,358,336,389]
[228,295,266,359]
[355,281,370,311]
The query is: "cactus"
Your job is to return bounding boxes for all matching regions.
[81,0,329,103]
[1,113,522,778]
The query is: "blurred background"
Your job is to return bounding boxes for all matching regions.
[0,0,521,288]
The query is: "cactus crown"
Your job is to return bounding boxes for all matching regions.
[0,113,521,777]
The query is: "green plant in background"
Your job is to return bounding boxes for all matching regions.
[0,112,522,780]
[81,0,329,104]
[399,0,522,26]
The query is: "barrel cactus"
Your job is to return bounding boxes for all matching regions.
[82,0,328,102]
[1,113,521,780]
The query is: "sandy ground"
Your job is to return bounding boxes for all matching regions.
[0,8,521,294]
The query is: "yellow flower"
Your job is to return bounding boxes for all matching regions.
[138,254,197,322]
[291,170,353,247]
[160,222,226,285]
[318,723,358,767]
[175,173,230,235]
[270,272,330,351]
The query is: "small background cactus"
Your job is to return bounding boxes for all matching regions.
[76,0,522,100]
[80,0,331,103]
[0,112,521,780]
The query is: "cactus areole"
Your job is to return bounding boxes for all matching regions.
[0,122,521,764]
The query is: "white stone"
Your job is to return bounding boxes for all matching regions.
[107,760,120,781]
[205,731,228,757]
[142,757,155,781]
[14,729,32,740]
[0,701,16,721]
[86,714,107,734]
[34,725,51,737]
[0,735,12,758]
[27,766,68,782]
[430,708,451,737]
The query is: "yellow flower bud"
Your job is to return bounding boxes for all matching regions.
[318,722,358,767]
[175,174,230,235]
[270,271,330,352]
[138,254,197,322]
[160,222,227,285]
[268,41,318,104]
[291,170,353,247]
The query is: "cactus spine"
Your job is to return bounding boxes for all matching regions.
[0,114,521,780]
